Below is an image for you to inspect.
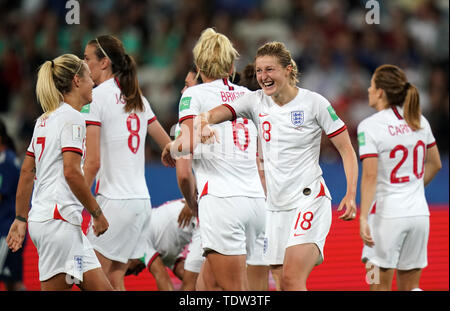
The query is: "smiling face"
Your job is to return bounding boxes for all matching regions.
[255,55,292,97]
[77,63,94,104]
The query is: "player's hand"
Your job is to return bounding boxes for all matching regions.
[194,114,218,145]
[161,141,176,167]
[177,199,193,228]
[360,218,374,247]
[6,219,27,252]
[92,212,109,237]
[337,194,357,221]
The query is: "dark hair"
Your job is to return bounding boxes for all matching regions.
[374,64,421,130]
[88,35,144,113]
[0,118,16,153]
[238,63,260,91]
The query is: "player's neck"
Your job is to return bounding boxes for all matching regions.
[272,85,298,106]
[64,93,84,112]
[96,70,114,85]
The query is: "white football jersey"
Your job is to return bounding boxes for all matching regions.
[82,78,156,199]
[178,79,265,199]
[143,199,197,267]
[27,103,86,226]
[228,88,346,211]
[357,106,436,218]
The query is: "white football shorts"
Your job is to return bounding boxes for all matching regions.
[184,226,204,273]
[264,178,332,266]
[199,195,266,266]
[86,195,152,263]
[361,214,429,270]
[28,219,101,282]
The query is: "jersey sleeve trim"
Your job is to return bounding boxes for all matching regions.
[147,116,157,125]
[360,153,378,160]
[327,125,347,138]
[147,252,160,267]
[86,121,101,127]
[427,141,436,149]
[222,104,237,121]
[61,147,83,156]
[179,115,196,123]
[26,151,35,158]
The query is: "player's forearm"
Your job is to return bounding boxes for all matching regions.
[83,159,100,189]
[64,166,101,217]
[202,105,233,125]
[339,142,358,197]
[148,120,172,151]
[359,165,377,222]
[177,172,197,211]
[423,146,441,186]
[15,169,35,220]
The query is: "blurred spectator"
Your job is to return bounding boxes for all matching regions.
[0,118,25,291]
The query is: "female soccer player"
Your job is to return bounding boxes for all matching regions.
[358,64,442,291]
[6,54,112,291]
[82,35,173,290]
[172,41,359,291]
[169,28,267,291]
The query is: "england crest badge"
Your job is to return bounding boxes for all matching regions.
[291,110,304,127]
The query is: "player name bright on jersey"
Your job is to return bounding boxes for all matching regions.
[220,91,245,103]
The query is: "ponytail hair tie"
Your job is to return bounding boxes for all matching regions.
[51,60,55,68]
[404,82,410,91]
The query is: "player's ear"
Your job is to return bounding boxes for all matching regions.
[73,74,81,88]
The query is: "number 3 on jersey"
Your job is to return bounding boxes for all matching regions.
[127,113,140,154]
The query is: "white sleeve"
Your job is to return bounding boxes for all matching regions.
[81,98,102,127]
[421,115,436,148]
[314,92,346,138]
[226,91,258,123]
[357,119,378,160]
[178,88,202,123]
[60,111,85,156]
[143,97,157,125]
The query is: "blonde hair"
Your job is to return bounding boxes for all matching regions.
[36,54,85,116]
[193,28,239,80]
[256,41,299,86]
[374,64,421,130]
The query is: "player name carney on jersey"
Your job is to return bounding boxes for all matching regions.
[387,123,412,136]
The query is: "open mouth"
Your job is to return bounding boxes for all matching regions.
[263,81,275,88]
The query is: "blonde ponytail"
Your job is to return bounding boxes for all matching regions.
[36,54,85,117]
[36,61,64,116]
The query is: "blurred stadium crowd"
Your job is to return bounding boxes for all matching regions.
[0,0,448,161]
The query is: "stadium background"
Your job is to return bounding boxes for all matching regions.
[0,0,448,290]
